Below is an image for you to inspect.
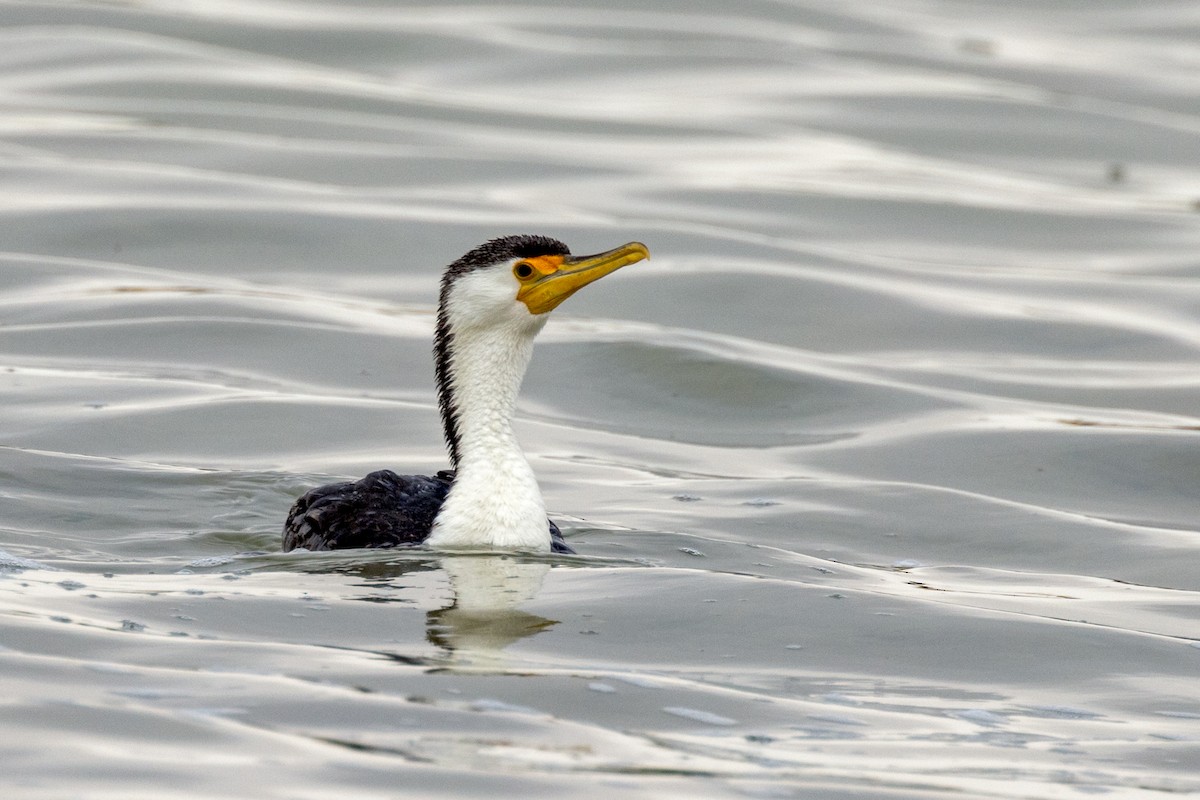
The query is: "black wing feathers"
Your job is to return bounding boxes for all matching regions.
[282,470,451,552]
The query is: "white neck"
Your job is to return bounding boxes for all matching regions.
[427,294,551,551]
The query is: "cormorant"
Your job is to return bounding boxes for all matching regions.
[283,235,649,554]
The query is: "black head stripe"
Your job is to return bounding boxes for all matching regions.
[443,235,570,281]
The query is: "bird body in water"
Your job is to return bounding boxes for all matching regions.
[283,235,649,554]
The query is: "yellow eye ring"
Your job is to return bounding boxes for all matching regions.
[514,262,535,280]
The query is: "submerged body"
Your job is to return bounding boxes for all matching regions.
[282,470,574,553]
[282,235,648,554]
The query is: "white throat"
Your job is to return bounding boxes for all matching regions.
[426,268,552,552]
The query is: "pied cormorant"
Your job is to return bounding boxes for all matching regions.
[282,235,649,554]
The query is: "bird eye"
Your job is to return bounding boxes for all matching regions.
[514,262,535,280]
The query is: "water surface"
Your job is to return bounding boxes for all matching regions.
[2,1,1199,797]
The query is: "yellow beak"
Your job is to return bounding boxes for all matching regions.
[517,242,649,315]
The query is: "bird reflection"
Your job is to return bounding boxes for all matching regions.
[425,556,559,666]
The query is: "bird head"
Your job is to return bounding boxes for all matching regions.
[439,235,649,332]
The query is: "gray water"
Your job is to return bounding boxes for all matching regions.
[2,1,1199,797]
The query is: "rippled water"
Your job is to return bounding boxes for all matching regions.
[3,1,1199,797]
